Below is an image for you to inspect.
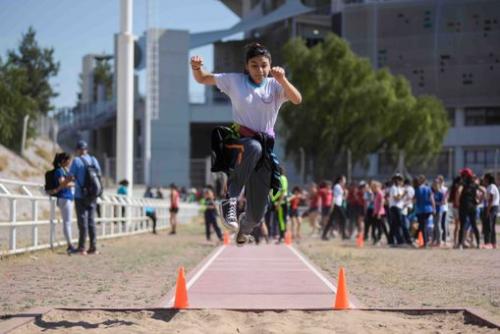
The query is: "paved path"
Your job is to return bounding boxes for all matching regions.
[160,243,357,310]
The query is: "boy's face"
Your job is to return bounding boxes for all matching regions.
[246,55,271,84]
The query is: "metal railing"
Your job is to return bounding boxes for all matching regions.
[0,178,199,256]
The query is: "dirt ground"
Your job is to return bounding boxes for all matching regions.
[9,309,499,334]
[0,219,215,314]
[1,218,499,333]
[297,234,500,323]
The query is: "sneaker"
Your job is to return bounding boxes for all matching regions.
[236,231,254,247]
[87,248,99,255]
[66,246,77,255]
[219,197,239,232]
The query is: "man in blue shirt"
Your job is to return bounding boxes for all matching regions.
[414,175,435,247]
[70,140,102,255]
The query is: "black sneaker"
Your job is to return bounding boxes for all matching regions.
[87,248,99,255]
[66,246,77,255]
[236,232,254,247]
[219,197,239,232]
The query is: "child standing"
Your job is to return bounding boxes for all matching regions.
[191,43,302,245]
[204,188,223,243]
[169,183,180,235]
[289,186,303,240]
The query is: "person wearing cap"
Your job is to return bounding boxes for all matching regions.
[456,168,480,249]
[69,140,102,255]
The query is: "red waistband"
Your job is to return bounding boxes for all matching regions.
[237,124,257,137]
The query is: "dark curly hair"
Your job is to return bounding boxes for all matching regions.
[245,42,272,63]
[52,152,71,168]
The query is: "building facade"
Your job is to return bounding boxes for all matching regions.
[216,0,500,179]
[56,0,500,187]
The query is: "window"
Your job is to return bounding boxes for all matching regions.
[464,147,500,170]
[465,107,500,126]
[447,108,455,127]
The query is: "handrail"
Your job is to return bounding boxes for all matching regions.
[0,178,198,256]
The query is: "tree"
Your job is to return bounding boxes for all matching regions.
[0,58,36,149]
[279,33,449,179]
[93,57,113,101]
[0,26,59,151]
[7,26,60,115]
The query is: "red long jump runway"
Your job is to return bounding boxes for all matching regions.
[159,244,358,310]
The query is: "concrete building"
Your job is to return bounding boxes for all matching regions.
[214,0,500,179]
[55,0,500,187]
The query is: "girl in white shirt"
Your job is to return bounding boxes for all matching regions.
[483,173,499,249]
[191,43,301,245]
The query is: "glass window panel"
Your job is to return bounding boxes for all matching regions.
[477,150,485,163]
[485,108,500,125]
[465,150,475,163]
[486,149,495,165]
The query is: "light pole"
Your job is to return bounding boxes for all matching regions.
[116,0,135,195]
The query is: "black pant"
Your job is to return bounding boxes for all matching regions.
[459,207,480,247]
[373,216,389,243]
[323,205,347,239]
[205,211,222,241]
[75,199,97,251]
[146,211,157,233]
[364,208,374,241]
[441,210,448,242]
[483,206,498,245]
[390,207,411,245]
[417,212,432,246]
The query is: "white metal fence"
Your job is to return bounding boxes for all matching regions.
[0,178,199,256]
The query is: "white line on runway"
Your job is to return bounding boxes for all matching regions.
[288,245,357,308]
[166,245,226,307]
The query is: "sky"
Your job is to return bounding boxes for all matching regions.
[0,0,240,108]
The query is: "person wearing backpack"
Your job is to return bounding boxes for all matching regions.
[69,140,102,255]
[48,152,77,255]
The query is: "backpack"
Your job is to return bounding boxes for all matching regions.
[79,157,103,203]
[44,169,59,195]
[210,126,241,173]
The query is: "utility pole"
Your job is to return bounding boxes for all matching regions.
[116,0,134,195]
[21,115,30,157]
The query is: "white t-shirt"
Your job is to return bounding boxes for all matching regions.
[404,185,415,209]
[333,184,343,207]
[389,185,405,209]
[214,73,288,136]
[487,184,500,207]
[441,185,449,212]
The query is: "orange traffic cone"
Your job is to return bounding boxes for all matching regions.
[417,231,424,248]
[223,231,230,245]
[173,267,189,309]
[334,267,350,310]
[356,233,364,248]
[284,230,292,245]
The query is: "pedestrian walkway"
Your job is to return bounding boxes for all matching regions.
[159,244,357,310]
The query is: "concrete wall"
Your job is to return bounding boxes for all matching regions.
[151,30,190,186]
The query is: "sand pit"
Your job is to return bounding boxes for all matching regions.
[9,309,499,334]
